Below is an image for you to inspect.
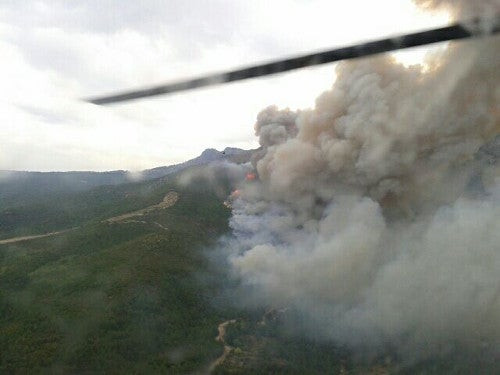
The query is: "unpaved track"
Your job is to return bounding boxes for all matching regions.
[106,191,178,223]
[208,319,237,373]
[0,192,178,246]
[0,228,77,245]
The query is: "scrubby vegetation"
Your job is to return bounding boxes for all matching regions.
[0,174,235,373]
[214,315,349,375]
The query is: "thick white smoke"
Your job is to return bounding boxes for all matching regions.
[225,0,500,362]
[414,0,499,19]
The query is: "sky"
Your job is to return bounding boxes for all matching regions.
[0,0,449,172]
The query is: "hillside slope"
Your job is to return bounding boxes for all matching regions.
[0,147,253,208]
[0,175,235,374]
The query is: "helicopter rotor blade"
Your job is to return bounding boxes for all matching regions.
[86,16,500,105]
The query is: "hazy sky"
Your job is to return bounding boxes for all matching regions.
[0,0,449,171]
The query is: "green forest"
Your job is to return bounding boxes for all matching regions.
[0,170,493,374]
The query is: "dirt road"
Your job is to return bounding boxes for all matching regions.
[0,228,77,245]
[208,319,237,373]
[106,191,178,223]
[0,192,178,246]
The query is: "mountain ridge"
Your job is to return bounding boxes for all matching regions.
[0,147,255,204]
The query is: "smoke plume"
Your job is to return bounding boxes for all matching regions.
[224,0,500,363]
[414,0,499,19]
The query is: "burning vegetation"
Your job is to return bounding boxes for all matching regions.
[221,0,500,366]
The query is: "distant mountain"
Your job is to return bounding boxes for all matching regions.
[0,147,254,206]
[142,147,254,180]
